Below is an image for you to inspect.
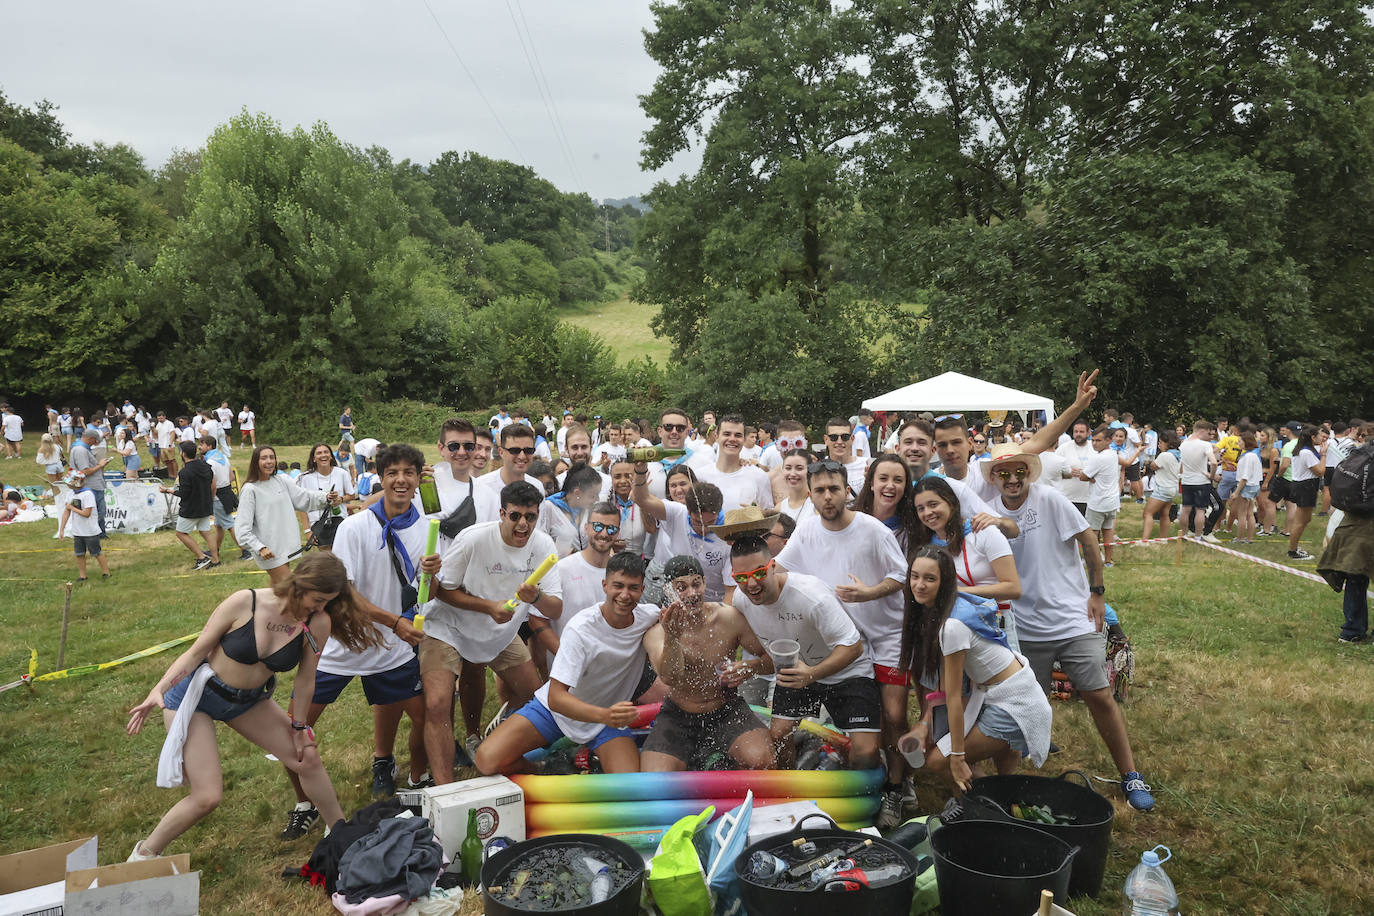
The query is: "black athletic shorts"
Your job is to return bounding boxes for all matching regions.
[772,675,881,733]
[642,695,766,768]
[1289,478,1320,509]
[1268,477,1291,503]
[1124,464,1142,482]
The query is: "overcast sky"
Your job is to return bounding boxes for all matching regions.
[2,0,700,200]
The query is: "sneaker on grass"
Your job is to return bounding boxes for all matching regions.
[876,787,904,830]
[1121,772,1155,811]
[371,754,397,797]
[280,803,320,840]
[1287,548,1313,560]
[193,555,213,570]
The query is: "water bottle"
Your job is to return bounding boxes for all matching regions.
[1122,845,1178,915]
[583,857,612,903]
[817,745,843,770]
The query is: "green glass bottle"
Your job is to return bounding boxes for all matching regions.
[419,473,441,515]
[460,807,482,884]
[629,446,687,463]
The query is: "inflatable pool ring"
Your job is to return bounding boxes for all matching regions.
[524,794,879,833]
[514,768,883,803]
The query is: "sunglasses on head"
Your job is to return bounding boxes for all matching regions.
[504,446,536,456]
[994,467,1030,481]
[504,509,539,524]
[935,414,964,422]
[808,458,844,475]
[590,521,621,535]
[826,432,852,442]
[444,440,478,453]
[731,559,774,585]
[661,423,687,433]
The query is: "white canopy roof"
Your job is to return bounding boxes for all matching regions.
[862,371,1055,419]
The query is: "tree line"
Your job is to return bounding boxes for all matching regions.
[0,95,649,434]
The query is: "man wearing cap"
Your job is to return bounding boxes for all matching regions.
[729,536,881,770]
[983,442,1155,810]
[698,414,774,511]
[641,554,775,770]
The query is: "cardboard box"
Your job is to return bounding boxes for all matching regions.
[0,836,97,916]
[64,855,198,916]
[422,775,524,860]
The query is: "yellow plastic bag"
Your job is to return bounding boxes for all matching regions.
[646,806,715,916]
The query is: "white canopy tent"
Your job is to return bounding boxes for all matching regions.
[862,371,1056,420]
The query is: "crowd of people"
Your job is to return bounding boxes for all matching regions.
[5,382,1368,863]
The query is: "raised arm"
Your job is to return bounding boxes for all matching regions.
[1023,370,1099,455]
[631,461,668,521]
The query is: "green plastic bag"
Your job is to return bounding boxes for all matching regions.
[647,806,715,916]
[906,815,941,915]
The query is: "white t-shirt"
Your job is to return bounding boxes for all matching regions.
[177,425,196,444]
[534,602,661,744]
[1179,437,1214,485]
[778,497,817,524]
[843,457,869,494]
[491,414,513,431]
[998,485,1094,642]
[67,489,102,538]
[738,445,763,463]
[238,410,255,431]
[204,449,232,489]
[416,463,502,548]
[1292,448,1321,482]
[731,572,873,685]
[1054,440,1095,504]
[533,552,606,648]
[1151,451,1181,494]
[652,499,730,601]
[202,418,222,440]
[757,445,784,471]
[354,437,381,460]
[1236,450,1263,487]
[215,407,233,427]
[935,470,1000,518]
[643,448,708,499]
[851,426,872,459]
[556,425,570,455]
[696,464,775,511]
[949,525,1013,593]
[155,419,176,449]
[297,467,354,523]
[940,617,1015,685]
[775,513,907,668]
[1085,449,1122,513]
[324,509,427,675]
[122,403,136,418]
[432,522,562,664]
[592,443,626,467]
[539,501,584,557]
[476,471,544,501]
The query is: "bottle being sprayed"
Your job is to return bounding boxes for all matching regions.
[583,857,612,903]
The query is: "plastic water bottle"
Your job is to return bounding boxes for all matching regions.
[584,857,612,903]
[1122,845,1178,915]
[817,746,843,770]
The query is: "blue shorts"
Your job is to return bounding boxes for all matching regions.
[44,462,63,476]
[164,664,274,722]
[213,496,235,529]
[311,655,422,706]
[977,703,1029,756]
[1240,483,1260,500]
[1217,470,1238,500]
[61,426,75,436]
[514,696,632,751]
[125,454,142,472]
[340,431,355,444]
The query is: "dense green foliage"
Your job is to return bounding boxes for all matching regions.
[638,0,1374,421]
[0,95,646,421]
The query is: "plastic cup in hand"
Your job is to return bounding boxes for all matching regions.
[898,734,925,768]
[715,661,734,685]
[768,639,800,672]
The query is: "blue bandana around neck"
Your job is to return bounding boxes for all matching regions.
[369,499,420,581]
[614,493,635,522]
[950,593,1010,651]
[930,519,973,548]
[688,510,725,541]
[547,493,573,518]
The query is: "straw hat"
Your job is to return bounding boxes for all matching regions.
[709,506,776,538]
[980,442,1042,484]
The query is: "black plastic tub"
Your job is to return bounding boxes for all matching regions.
[930,819,1078,916]
[480,833,644,916]
[970,769,1115,897]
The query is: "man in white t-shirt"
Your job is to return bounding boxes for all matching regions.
[1084,425,1140,566]
[529,501,620,671]
[490,407,513,433]
[555,410,574,455]
[851,409,875,460]
[213,402,233,454]
[1178,420,1218,541]
[475,552,659,775]
[645,408,717,497]
[985,443,1155,811]
[278,443,441,838]
[774,460,905,803]
[632,471,732,601]
[429,482,563,784]
[697,414,774,511]
[477,424,545,499]
[2,405,23,458]
[823,416,869,494]
[1053,420,1095,513]
[154,412,178,474]
[237,405,256,448]
[730,537,879,770]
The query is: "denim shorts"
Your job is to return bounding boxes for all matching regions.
[125,454,142,472]
[213,497,235,528]
[1217,470,1238,500]
[1240,483,1260,500]
[977,703,1029,756]
[44,462,63,476]
[163,665,275,722]
[515,696,631,751]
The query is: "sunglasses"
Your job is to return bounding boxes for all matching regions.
[935,414,964,421]
[504,510,539,524]
[776,437,808,451]
[504,446,536,456]
[661,423,687,433]
[826,433,852,442]
[765,530,789,541]
[808,459,844,475]
[444,441,478,453]
[972,438,986,444]
[590,521,621,535]
[731,559,774,585]
[994,468,1031,481]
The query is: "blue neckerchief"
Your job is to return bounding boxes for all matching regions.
[369,499,420,581]
[950,593,1010,651]
[1166,448,1181,461]
[614,493,635,522]
[881,515,901,532]
[688,510,724,541]
[547,493,573,517]
[930,519,973,548]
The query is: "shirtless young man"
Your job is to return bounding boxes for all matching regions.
[641,556,774,771]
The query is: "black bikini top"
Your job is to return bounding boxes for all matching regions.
[219,589,307,673]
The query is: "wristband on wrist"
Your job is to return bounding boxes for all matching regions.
[948,750,966,756]
[390,616,402,632]
[291,719,308,730]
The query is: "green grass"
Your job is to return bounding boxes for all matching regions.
[555,293,671,366]
[2,433,1372,913]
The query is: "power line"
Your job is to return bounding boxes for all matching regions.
[419,0,525,163]
[505,0,586,193]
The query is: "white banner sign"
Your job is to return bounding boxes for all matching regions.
[104,480,177,534]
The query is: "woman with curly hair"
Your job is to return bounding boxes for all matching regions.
[126,553,379,859]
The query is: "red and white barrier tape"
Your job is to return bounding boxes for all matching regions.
[1188,537,1374,597]
[1110,536,1183,547]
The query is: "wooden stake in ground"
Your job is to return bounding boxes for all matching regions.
[57,581,73,669]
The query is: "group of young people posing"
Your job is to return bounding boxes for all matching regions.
[127,369,1158,863]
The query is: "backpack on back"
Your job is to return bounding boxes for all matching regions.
[1330,442,1374,513]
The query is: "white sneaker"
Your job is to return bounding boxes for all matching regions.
[1201,533,1220,544]
[127,839,158,862]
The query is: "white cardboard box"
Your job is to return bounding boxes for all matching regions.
[0,836,97,916]
[64,854,198,916]
[421,775,525,861]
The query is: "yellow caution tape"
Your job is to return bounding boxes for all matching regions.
[29,632,198,683]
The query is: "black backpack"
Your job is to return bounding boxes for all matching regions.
[1330,442,1374,513]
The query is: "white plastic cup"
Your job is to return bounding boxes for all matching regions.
[768,639,800,671]
[898,734,925,768]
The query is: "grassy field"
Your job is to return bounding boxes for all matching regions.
[555,293,671,366]
[1,433,1371,914]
